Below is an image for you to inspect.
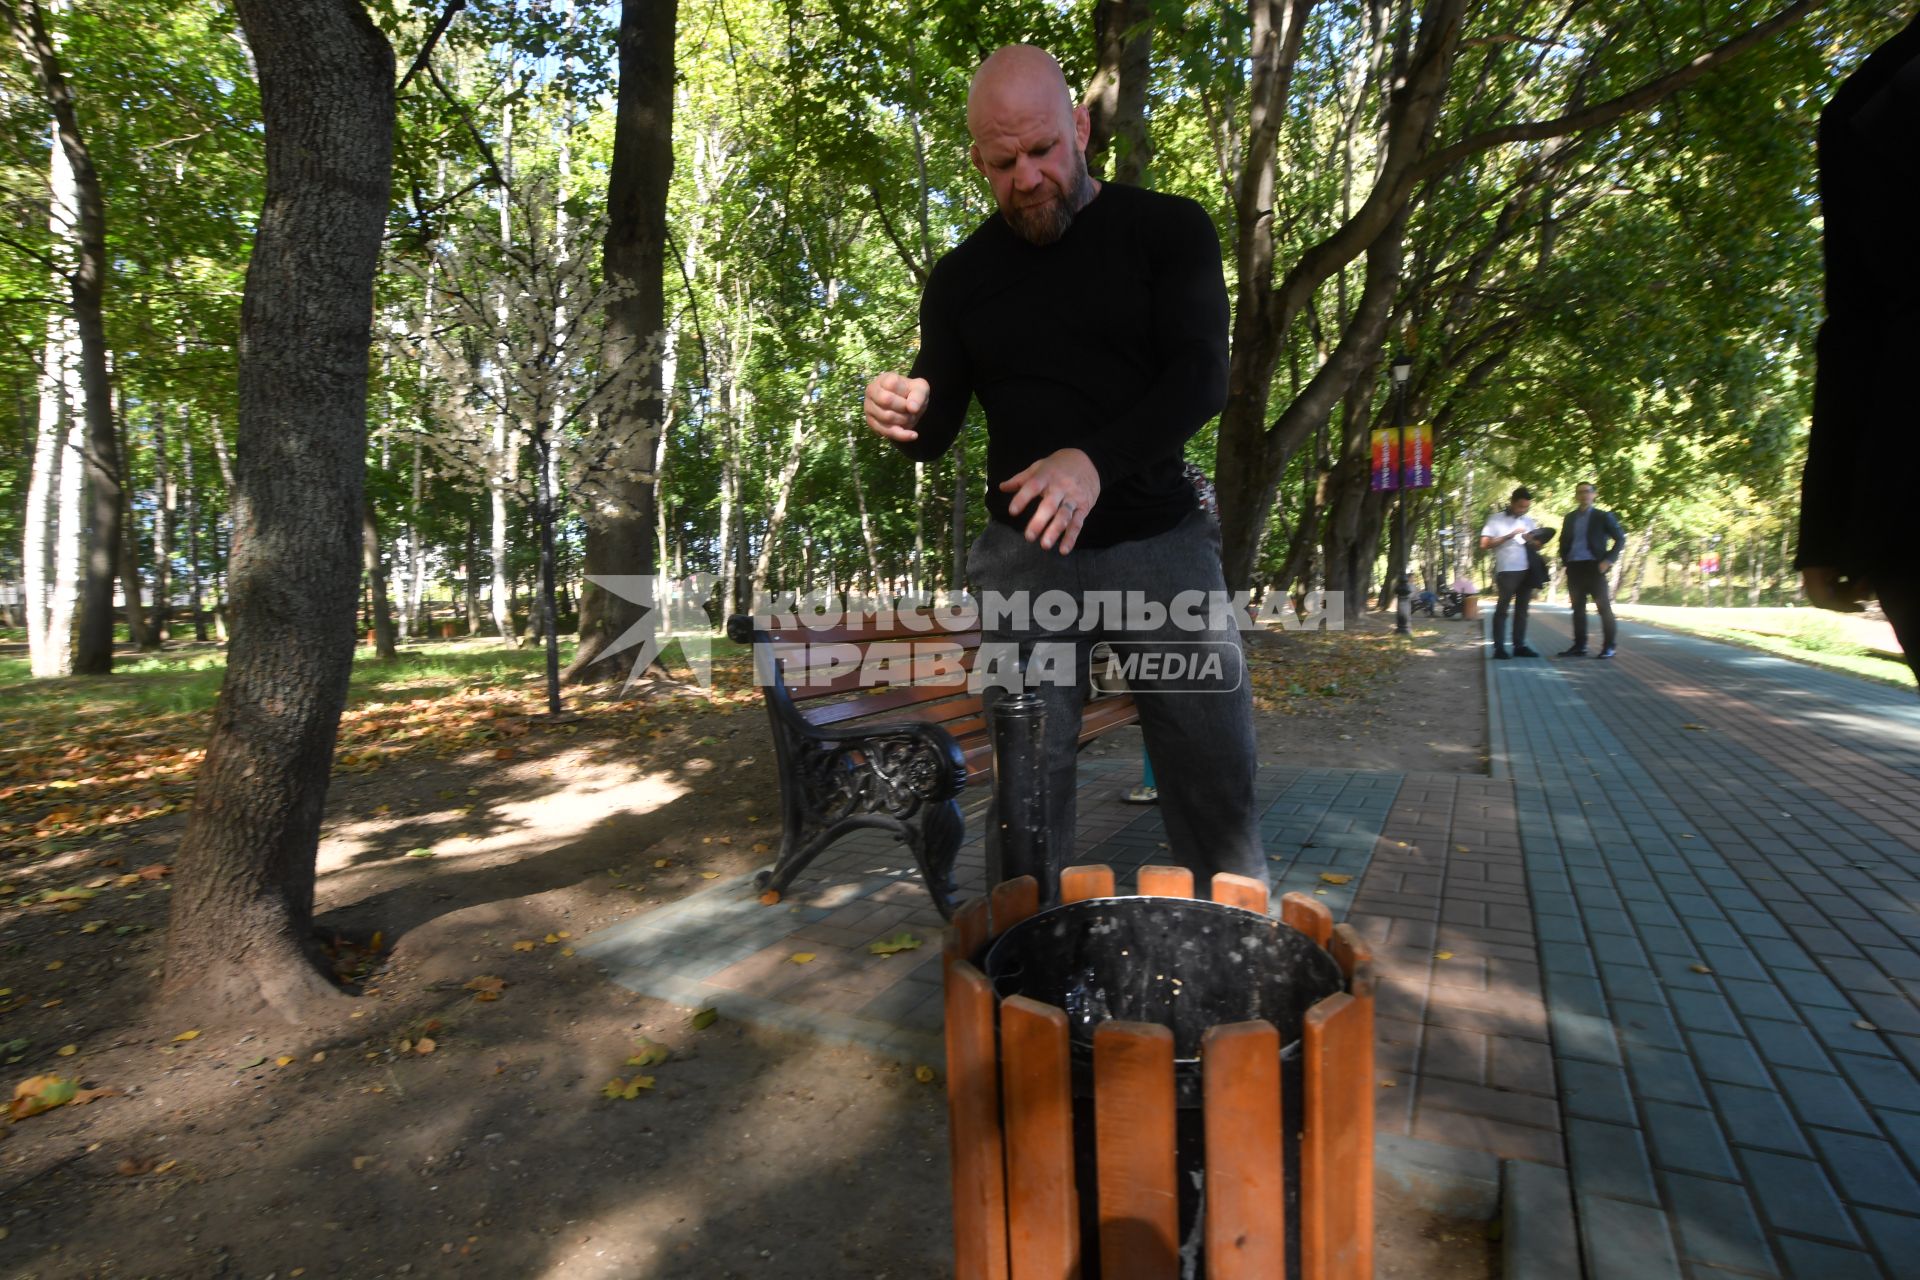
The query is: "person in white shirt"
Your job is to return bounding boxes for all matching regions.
[1479,486,1545,658]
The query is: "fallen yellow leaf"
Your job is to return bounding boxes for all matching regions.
[700,872,720,880]
[1318,873,1352,885]
[653,858,672,869]
[352,1155,375,1170]
[914,1065,936,1084]
[56,1045,76,1057]
[1434,951,1454,960]
[276,1056,295,1067]
[414,1037,436,1055]
[602,1075,653,1100]
[868,932,922,956]
[172,1029,201,1042]
[690,1007,718,1030]
[543,933,560,944]
[512,940,536,952]
[788,952,816,964]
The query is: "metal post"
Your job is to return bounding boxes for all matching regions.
[990,693,1054,903]
[1391,357,1413,636]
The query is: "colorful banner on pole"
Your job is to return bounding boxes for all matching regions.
[1369,429,1399,492]
[1401,423,1434,489]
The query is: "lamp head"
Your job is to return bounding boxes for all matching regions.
[1390,355,1413,385]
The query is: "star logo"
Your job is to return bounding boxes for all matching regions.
[584,573,719,692]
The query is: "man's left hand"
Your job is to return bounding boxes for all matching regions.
[1001,448,1101,554]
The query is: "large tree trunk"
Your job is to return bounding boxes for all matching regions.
[9,0,123,674]
[163,0,393,1024]
[361,492,396,660]
[1083,0,1153,185]
[565,0,674,683]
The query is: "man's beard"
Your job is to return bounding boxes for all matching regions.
[1003,148,1095,247]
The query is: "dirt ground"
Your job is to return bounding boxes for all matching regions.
[0,611,1493,1279]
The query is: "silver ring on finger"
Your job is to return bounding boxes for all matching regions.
[1060,500,1076,516]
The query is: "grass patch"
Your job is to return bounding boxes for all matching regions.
[1615,606,1913,688]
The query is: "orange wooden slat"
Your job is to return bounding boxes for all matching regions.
[1328,923,1377,998]
[1061,864,1116,903]
[1093,1021,1179,1278]
[1202,1020,1285,1279]
[945,959,1010,1280]
[1301,992,1374,1280]
[1000,996,1079,1280]
[799,678,985,728]
[990,876,1041,942]
[781,637,984,701]
[1280,891,1333,948]
[1210,872,1269,915]
[946,896,990,970]
[1077,695,1141,736]
[754,611,985,645]
[1137,865,1194,898]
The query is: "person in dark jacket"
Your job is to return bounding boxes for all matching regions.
[1798,13,1920,689]
[1558,483,1628,659]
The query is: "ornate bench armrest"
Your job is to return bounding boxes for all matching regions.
[786,716,968,808]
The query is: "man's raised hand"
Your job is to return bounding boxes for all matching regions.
[864,372,931,442]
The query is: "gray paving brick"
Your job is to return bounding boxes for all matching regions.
[1688,1030,1775,1089]
[1771,1236,1880,1279]
[1774,1065,1878,1135]
[1579,1193,1682,1280]
[1775,965,1855,1008]
[1670,989,1744,1037]
[1560,1058,1638,1126]
[1829,1051,1920,1113]
[1661,1171,1780,1277]
[1805,1004,1898,1058]
[1738,1149,1860,1245]
[1808,1127,1920,1214]
[1721,978,1798,1023]
[1709,1083,1813,1158]
[1600,961,1667,1006]
[1614,998,1686,1050]
[1856,1207,1920,1269]
[1751,1019,1836,1072]
[1642,1100,1739,1180]
[1627,1040,1710,1105]
[1568,1118,1660,1206]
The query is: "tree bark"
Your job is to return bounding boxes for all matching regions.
[362,491,396,660]
[1084,0,1153,185]
[8,0,123,674]
[163,0,394,1024]
[566,0,674,683]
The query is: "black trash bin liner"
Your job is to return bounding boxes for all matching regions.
[982,894,1346,1278]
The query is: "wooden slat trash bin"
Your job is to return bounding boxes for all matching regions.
[943,865,1376,1280]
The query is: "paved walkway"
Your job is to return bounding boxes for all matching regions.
[579,610,1920,1279]
[1488,608,1920,1279]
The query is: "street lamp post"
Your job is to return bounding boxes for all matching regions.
[1391,355,1414,636]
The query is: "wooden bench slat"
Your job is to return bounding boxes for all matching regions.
[776,636,985,701]
[1093,1021,1179,1278]
[1001,996,1079,1279]
[753,612,984,644]
[1203,1020,1286,1278]
[796,677,989,727]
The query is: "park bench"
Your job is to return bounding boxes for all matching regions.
[727,608,1139,918]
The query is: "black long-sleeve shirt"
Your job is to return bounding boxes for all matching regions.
[900,182,1230,550]
[1799,14,1920,573]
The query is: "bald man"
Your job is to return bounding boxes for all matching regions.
[863,45,1264,891]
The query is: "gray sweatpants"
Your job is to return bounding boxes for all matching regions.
[968,509,1266,888]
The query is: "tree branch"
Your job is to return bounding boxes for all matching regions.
[396,0,467,96]
[1411,0,1826,184]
